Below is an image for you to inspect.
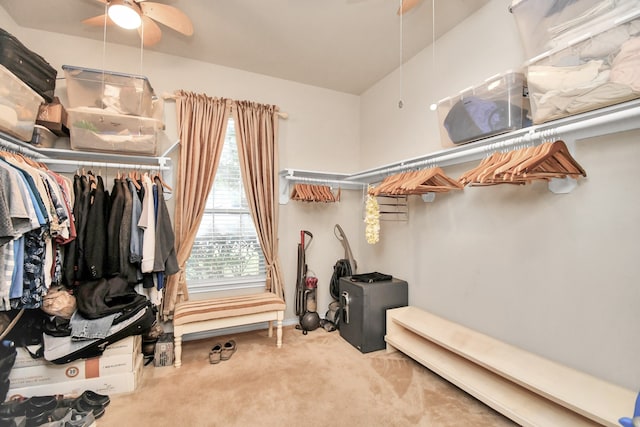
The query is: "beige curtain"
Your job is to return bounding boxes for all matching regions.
[161,91,230,319]
[232,100,285,300]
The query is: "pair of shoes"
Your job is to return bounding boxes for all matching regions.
[209,340,236,363]
[58,391,109,420]
[220,340,237,361]
[72,400,105,420]
[209,343,222,364]
[23,395,61,426]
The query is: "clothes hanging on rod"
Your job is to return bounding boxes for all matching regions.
[0,150,179,311]
[0,151,74,310]
[64,170,178,307]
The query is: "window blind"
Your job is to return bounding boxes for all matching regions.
[186,119,266,293]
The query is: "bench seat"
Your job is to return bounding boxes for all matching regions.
[172,292,286,368]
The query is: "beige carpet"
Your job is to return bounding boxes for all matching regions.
[98,326,518,427]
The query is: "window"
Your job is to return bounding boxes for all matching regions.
[186,119,266,293]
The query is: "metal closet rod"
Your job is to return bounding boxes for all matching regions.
[346,99,640,183]
[284,175,366,188]
[0,138,42,158]
[38,158,169,171]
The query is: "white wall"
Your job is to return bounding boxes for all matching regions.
[0,7,363,330]
[359,0,640,391]
[3,0,638,393]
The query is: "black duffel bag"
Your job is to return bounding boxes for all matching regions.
[75,276,148,323]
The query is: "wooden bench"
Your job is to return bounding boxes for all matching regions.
[385,306,636,427]
[172,292,286,368]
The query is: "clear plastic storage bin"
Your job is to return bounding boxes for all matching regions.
[436,71,532,147]
[29,125,56,148]
[62,65,157,118]
[0,64,44,141]
[526,10,640,124]
[68,107,162,156]
[509,0,640,59]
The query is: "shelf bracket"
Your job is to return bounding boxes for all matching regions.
[548,177,578,194]
[421,192,436,203]
[546,138,579,194]
[279,173,292,205]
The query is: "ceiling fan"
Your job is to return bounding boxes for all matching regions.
[82,0,194,46]
[397,0,422,15]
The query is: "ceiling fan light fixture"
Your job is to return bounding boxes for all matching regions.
[108,0,141,30]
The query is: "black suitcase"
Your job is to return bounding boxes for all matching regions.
[42,303,156,365]
[0,28,57,102]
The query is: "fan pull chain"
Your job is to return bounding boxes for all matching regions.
[139,20,145,76]
[101,3,108,110]
[432,0,436,76]
[398,0,404,109]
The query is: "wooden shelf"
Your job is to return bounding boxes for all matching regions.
[385,306,636,427]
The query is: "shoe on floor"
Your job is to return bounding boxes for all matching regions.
[78,390,110,408]
[209,343,222,364]
[220,340,237,361]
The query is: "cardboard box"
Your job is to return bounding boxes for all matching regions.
[36,97,69,136]
[10,350,138,387]
[153,333,174,367]
[7,353,143,399]
[14,335,141,369]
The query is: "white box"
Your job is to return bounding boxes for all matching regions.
[9,350,138,387]
[0,64,44,141]
[7,353,143,400]
[14,335,141,369]
[68,107,162,156]
[104,335,142,356]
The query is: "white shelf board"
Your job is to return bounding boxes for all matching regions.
[281,98,640,187]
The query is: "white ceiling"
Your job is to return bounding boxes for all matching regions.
[0,0,491,95]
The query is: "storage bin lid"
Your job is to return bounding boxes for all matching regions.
[436,69,524,105]
[512,0,640,61]
[62,65,156,95]
[525,7,640,65]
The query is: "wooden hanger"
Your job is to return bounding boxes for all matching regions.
[459,152,502,186]
[128,170,141,190]
[153,172,173,192]
[461,140,587,187]
[513,141,586,181]
[371,167,462,196]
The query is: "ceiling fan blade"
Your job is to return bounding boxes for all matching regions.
[138,15,162,46]
[140,2,194,36]
[397,0,421,15]
[82,14,115,26]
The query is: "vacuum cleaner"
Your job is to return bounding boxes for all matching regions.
[295,230,320,335]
